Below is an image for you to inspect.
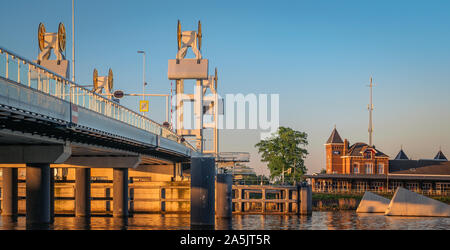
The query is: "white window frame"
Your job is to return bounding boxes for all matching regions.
[365,163,373,174]
[353,163,359,174]
[378,163,384,174]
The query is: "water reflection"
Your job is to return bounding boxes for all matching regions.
[0,211,448,230]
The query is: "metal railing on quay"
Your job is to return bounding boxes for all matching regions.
[312,188,450,197]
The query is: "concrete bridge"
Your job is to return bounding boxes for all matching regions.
[0,47,199,225]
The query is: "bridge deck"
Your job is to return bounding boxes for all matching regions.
[0,47,196,166]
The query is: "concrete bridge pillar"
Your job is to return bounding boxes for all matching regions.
[75,168,91,217]
[172,163,183,181]
[190,156,215,228]
[1,168,18,220]
[300,184,312,215]
[50,168,55,223]
[216,173,232,218]
[26,163,51,225]
[113,168,128,217]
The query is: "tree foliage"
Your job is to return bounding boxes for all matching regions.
[255,127,308,184]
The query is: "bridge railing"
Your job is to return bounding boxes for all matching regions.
[0,47,194,151]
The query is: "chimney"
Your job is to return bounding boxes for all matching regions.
[344,139,349,156]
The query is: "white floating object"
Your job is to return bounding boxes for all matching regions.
[356,191,390,213]
[385,187,450,217]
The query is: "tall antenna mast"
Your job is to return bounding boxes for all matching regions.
[368,77,374,146]
[72,0,75,82]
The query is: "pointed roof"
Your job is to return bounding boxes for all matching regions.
[326,127,343,144]
[434,150,448,161]
[394,149,409,160]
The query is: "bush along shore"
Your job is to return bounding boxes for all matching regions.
[312,192,450,211]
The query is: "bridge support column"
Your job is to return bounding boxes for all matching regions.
[216,173,232,218]
[190,157,215,228]
[50,168,55,223]
[1,168,18,220]
[113,168,128,217]
[172,163,183,181]
[26,163,51,225]
[300,185,312,215]
[75,168,91,217]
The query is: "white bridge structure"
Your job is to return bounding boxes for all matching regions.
[0,45,197,224]
[0,21,249,228]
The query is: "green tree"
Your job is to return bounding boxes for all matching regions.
[255,126,308,185]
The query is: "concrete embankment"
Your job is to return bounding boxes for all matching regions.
[312,193,362,211]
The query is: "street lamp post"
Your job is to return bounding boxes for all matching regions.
[137,50,146,116]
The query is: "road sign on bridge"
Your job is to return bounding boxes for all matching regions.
[139,100,149,112]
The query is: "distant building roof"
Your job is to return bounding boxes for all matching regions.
[434,150,448,161]
[394,149,409,160]
[326,127,343,144]
[389,160,450,175]
[346,142,388,158]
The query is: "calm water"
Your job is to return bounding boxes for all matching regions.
[0,211,448,230]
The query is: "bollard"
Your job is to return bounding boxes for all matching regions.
[216,173,232,218]
[300,184,312,215]
[190,157,215,228]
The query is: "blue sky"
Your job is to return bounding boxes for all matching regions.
[1,0,450,175]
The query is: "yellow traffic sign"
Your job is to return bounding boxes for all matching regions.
[139,100,149,112]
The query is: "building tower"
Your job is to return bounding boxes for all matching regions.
[434,148,448,161]
[394,146,409,160]
[325,126,345,174]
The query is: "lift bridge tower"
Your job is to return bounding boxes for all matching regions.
[168,21,221,155]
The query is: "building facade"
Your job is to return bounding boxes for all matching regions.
[325,127,389,175]
[308,128,450,195]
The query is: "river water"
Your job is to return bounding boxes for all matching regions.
[0,211,448,230]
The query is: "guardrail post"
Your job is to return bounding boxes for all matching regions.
[5,54,8,79]
[17,60,20,83]
[190,156,215,229]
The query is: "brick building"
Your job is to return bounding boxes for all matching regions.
[307,127,450,195]
[325,127,389,175]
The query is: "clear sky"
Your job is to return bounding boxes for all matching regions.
[1,0,450,176]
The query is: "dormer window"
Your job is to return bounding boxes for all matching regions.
[364,151,372,159]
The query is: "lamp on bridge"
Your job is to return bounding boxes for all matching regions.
[137,50,147,116]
